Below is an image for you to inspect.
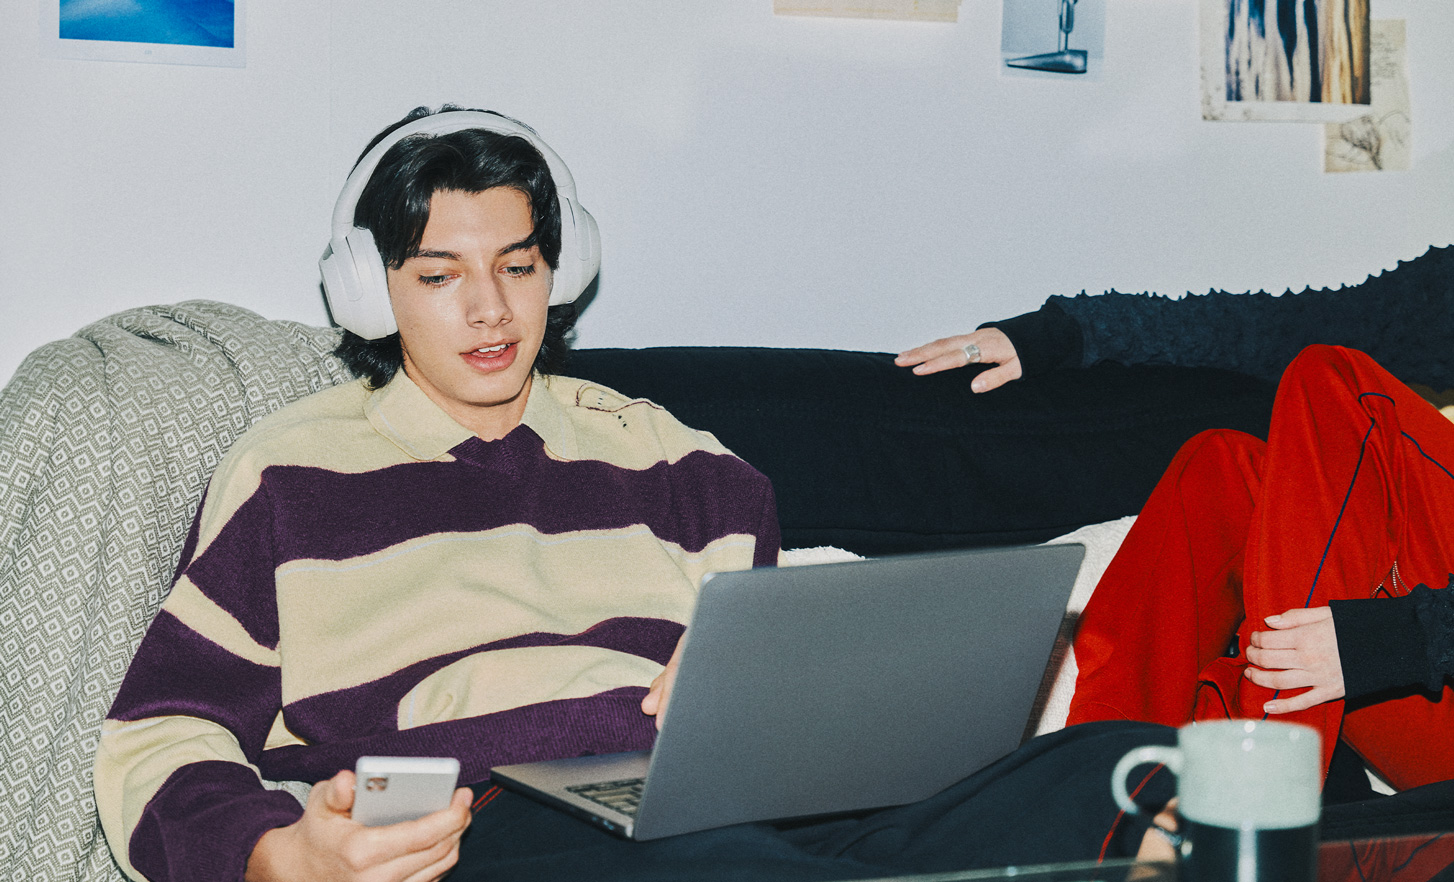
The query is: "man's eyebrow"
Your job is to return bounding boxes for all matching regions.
[408,249,461,261]
[403,234,540,262]
[498,233,541,257]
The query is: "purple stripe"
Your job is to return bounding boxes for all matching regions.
[242,426,773,564]
[108,611,280,761]
[283,616,684,743]
[752,492,781,567]
[130,761,304,882]
[259,687,656,787]
[183,488,280,650]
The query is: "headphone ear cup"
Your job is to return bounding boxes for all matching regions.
[348,227,396,337]
[549,197,601,306]
[320,227,398,340]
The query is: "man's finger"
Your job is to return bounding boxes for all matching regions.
[361,803,472,868]
[374,833,463,882]
[641,678,662,715]
[403,846,463,882]
[320,770,355,815]
[646,675,674,730]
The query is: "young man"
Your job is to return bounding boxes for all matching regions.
[96,107,1196,882]
[93,107,780,882]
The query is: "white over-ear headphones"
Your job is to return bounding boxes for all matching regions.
[319,110,601,340]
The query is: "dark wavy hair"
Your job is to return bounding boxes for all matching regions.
[332,105,578,389]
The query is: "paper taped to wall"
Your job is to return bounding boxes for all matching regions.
[773,0,960,22]
[1323,20,1410,173]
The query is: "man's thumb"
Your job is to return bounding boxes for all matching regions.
[323,770,356,814]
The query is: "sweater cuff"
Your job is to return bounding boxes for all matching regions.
[979,301,1083,379]
[129,761,305,882]
[1330,594,1426,700]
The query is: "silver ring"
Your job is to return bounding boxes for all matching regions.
[962,343,982,364]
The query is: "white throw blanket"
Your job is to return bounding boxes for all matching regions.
[0,302,349,882]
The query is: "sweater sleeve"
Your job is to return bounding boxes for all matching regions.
[752,470,784,568]
[989,245,1454,388]
[1330,580,1454,701]
[95,462,303,882]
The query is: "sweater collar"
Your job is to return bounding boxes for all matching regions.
[364,370,578,461]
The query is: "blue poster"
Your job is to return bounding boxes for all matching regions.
[59,0,235,49]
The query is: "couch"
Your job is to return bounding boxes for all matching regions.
[0,301,1285,881]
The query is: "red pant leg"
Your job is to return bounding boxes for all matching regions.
[1071,346,1454,790]
[1235,345,1454,790]
[1067,428,1263,726]
[1318,835,1454,882]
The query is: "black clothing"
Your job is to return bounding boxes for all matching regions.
[1332,579,1454,702]
[986,244,1454,391]
[983,244,1454,708]
[457,722,1177,881]
[455,720,1454,880]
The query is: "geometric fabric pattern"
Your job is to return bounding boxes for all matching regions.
[0,301,349,881]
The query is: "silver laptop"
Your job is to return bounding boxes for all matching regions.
[490,543,1084,840]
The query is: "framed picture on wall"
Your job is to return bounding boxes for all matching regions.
[1001,0,1106,81]
[1201,0,1368,121]
[41,0,245,67]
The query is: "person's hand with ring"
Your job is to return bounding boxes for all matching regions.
[895,328,1023,393]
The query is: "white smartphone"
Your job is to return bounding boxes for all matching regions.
[352,756,460,827]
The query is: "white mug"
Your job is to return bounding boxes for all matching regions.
[1112,719,1321,882]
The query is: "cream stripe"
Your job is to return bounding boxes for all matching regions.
[274,528,758,699]
[186,382,419,559]
[396,645,663,729]
[278,527,755,577]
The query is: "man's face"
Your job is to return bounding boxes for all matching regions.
[388,187,552,440]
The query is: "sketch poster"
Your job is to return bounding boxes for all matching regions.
[1325,20,1410,173]
[1201,0,1369,122]
[42,0,245,67]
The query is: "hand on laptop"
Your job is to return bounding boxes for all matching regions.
[244,769,472,882]
[641,637,684,730]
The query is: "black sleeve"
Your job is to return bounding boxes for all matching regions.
[1330,580,1454,701]
[978,300,1083,379]
[1042,245,1454,388]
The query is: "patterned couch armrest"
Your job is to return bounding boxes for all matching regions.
[0,301,348,882]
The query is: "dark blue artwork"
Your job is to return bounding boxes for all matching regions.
[60,0,235,48]
[1223,0,1322,101]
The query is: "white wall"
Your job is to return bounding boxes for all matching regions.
[2,0,1450,387]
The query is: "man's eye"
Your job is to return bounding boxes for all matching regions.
[503,265,537,278]
[418,274,451,287]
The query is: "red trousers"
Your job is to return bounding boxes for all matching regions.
[1067,345,1454,791]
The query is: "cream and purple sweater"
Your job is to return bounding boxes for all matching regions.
[94,371,779,882]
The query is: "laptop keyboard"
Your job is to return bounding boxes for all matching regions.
[567,778,645,817]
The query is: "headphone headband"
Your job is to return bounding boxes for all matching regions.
[320,110,600,339]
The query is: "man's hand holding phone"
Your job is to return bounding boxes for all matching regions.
[244,758,471,882]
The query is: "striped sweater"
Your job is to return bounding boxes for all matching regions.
[94,370,780,882]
